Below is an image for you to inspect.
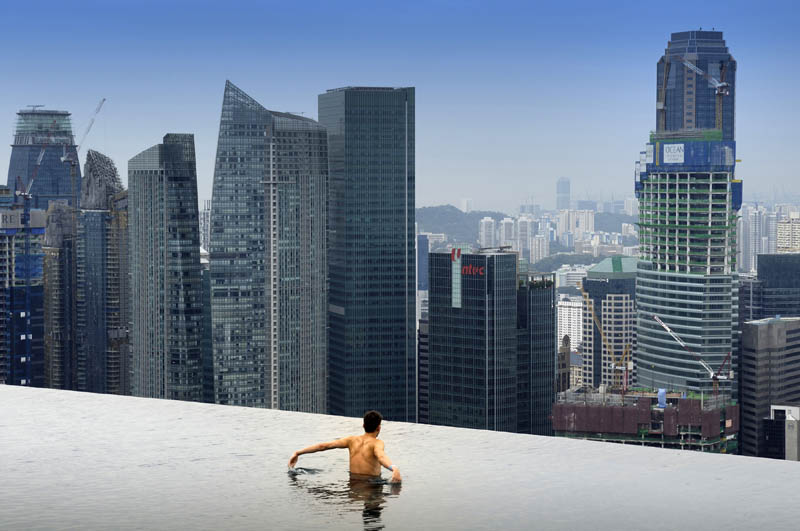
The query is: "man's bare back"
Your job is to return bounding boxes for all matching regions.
[288,410,401,483]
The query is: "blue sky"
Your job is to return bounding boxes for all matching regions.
[0,0,797,211]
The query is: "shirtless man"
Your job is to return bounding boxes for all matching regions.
[288,410,402,483]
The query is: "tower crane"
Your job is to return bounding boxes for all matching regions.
[658,54,731,132]
[653,315,733,397]
[61,98,105,210]
[581,290,633,392]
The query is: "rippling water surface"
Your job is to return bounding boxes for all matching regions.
[1,387,799,530]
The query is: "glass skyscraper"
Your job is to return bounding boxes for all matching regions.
[517,272,556,436]
[75,150,125,394]
[6,109,82,210]
[129,134,203,401]
[319,87,416,422]
[428,251,518,432]
[636,31,742,394]
[210,81,328,412]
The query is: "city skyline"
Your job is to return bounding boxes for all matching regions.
[1,1,798,211]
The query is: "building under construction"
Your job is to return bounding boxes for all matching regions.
[553,388,739,453]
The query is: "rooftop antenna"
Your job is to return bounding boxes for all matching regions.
[26,105,45,111]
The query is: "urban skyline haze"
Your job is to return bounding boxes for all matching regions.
[0,0,798,211]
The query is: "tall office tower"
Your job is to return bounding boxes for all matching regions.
[460,198,473,213]
[75,150,125,394]
[6,108,81,210]
[428,250,518,431]
[740,317,800,456]
[557,294,583,349]
[199,199,211,251]
[556,177,570,210]
[478,216,496,248]
[0,207,46,386]
[581,257,637,389]
[517,272,556,435]
[129,134,203,401]
[516,216,535,261]
[777,214,800,253]
[636,30,741,395]
[530,234,549,264]
[319,86,415,421]
[499,217,515,248]
[213,82,328,412]
[43,203,77,389]
[108,191,130,395]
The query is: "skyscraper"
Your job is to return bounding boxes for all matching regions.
[740,317,800,456]
[517,272,556,435]
[6,109,82,211]
[129,134,203,401]
[479,216,495,248]
[43,203,77,389]
[556,177,570,210]
[428,250,518,431]
[499,217,515,248]
[581,257,637,389]
[0,207,46,386]
[75,150,125,394]
[211,81,328,412]
[636,31,741,394]
[319,87,415,421]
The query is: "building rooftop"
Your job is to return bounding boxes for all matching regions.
[1,386,797,530]
[586,256,637,279]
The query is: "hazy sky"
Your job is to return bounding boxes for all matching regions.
[0,0,797,212]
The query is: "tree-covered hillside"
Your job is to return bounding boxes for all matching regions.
[416,205,509,246]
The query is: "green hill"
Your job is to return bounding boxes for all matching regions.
[416,205,509,246]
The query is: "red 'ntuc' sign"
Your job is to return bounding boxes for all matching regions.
[461,264,485,276]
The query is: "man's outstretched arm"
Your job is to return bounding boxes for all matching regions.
[374,440,402,482]
[288,437,351,468]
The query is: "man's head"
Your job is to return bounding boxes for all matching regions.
[363,410,382,434]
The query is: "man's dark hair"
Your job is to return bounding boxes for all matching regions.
[363,410,382,433]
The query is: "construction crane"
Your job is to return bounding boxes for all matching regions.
[581,290,633,392]
[657,55,731,132]
[653,315,733,396]
[61,98,106,210]
[13,118,57,385]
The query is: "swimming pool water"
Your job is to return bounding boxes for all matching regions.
[1,386,798,530]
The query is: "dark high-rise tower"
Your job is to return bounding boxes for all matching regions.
[129,134,203,401]
[210,81,328,412]
[319,87,416,421]
[6,109,82,210]
[428,250,518,432]
[75,150,125,394]
[656,31,736,140]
